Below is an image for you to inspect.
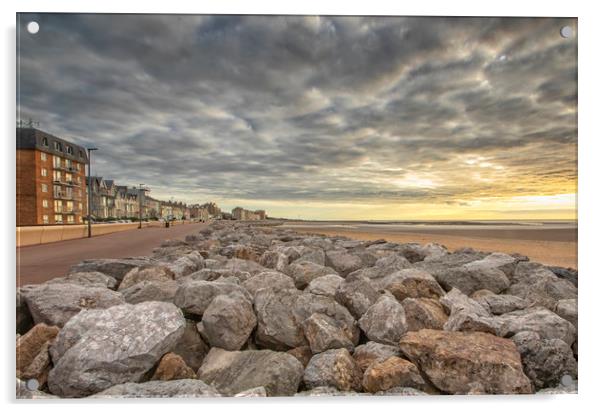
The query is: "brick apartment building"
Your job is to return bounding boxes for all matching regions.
[17,127,88,226]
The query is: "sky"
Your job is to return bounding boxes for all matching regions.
[17,14,577,220]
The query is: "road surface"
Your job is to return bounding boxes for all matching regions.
[17,222,207,286]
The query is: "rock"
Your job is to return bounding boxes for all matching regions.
[471,289,528,315]
[184,268,251,283]
[325,250,364,276]
[295,386,366,396]
[498,307,576,346]
[286,346,313,367]
[303,349,363,392]
[440,288,500,334]
[511,331,577,390]
[296,247,327,266]
[334,273,381,319]
[242,271,295,297]
[555,298,577,329]
[546,266,578,287]
[92,379,220,398]
[303,313,355,353]
[48,271,118,289]
[254,287,306,350]
[293,293,360,346]
[376,269,445,301]
[119,280,179,304]
[398,243,447,263]
[197,292,256,350]
[374,387,428,396]
[172,320,209,371]
[69,257,155,281]
[259,250,288,270]
[402,298,448,331]
[353,342,402,372]
[174,280,251,316]
[305,274,345,298]
[47,302,186,397]
[508,262,577,309]
[16,288,34,335]
[537,381,578,394]
[351,254,412,281]
[21,283,125,327]
[197,347,304,396]
[16,323,60,386]
[359,295,408,346]
[234,386,268,397]
[301,236,334,251]
[287,261,338,289]
[16,378,58,399]
[166,252,203,279]
[221,258,266,275]
[433,263,510,295]
[151,352,196,381]
[399,329,532,394]
[362,357,427,393]
[118,265,174,290]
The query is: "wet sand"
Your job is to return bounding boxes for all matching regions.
[284,224,577,269]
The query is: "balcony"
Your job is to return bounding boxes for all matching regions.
[53,192,74,200]
[53,164,79,173]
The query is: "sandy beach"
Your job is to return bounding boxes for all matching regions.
[282,222,577,269]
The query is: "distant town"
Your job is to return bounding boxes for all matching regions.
[16,127,267,226]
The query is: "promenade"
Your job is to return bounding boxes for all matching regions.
[17,221,207,286]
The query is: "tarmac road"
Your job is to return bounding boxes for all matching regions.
[16,222,208,286]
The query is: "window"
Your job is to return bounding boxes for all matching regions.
[53,170,61,182]
[67,215,74,224]
[79,150,84,159]
[65,173,73,183]
[54,200,63,213]
[42,199,48,208]
[41,168,47,177]
[65,159,72,168]
[41,137,48,147]
[42,215,49,224]
[53,185,62,197]
[54,141,63,152]
[40,152,47,161]
[66,201,74,213]
[67,146,73,155]
[54,214,63,224]
[53,155,61,168]
[41,183,48,193]
[79,202,83,211]
[75,163,81,171]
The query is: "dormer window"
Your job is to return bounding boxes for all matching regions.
[67,146,73,155]
[54,141,63,152]
[41,137,49,147]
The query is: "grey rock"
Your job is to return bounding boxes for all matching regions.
[305,274,345,298]
[374,387,428,396]
[555,298,577,329]
[198,347,304,396]
[325,249,364,276]
[234,386,268,397]
[511,331,577,390]
[334,273,381,319]
[433,264,510,295]
[302,313,355,353]
[184,268,251,283]
[172,319,209,371]
[254,287,306,350]
[69,257,155,281]
[471,289,528,315]
[48,271,118,289]
[508,262,577,309]
[16,287,34,334]
[118,265,174,290]
[91,379,220,398]
[353,342,402,372]
[242,271,295,297]
[197,292,256,350]
[296,247,327,266]
[359,295,408,345]
[498,307,576,346]
[174,280,251,316]
[440,288,501,334]
[287,261,338,289]
[22,283,125,327]
[375,268,445,301]
[119,280,179,304]
[303,348,363,392]
[221,258,266,275]
[546,266,578,287]
[166,252,203,279]
[295,386,369,396]
[48,302,186,397]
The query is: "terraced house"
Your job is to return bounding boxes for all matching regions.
[16,127,88,226]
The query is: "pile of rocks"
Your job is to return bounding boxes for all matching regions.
[16,221,578,398]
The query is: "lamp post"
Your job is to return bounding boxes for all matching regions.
[138,183,145,229]
[86,147,98,238]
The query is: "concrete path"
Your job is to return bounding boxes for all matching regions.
[17,222,207,286]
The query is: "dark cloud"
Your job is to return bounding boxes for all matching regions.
[17,14,577,214]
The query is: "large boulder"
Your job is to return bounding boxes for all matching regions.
[287,261,338,289]
[69,257,155,281]
[165,252,203,279]
[242,271,295,298]
[174,280,251,316]
[508,262,577,309]
[254,287,306,350]
[305,274,345,298]
[351,254,412,281]
[334,273,381,319]
[303,349,363,392]
[325,250,364,276]
[352,342,402,372]
[302,313,355,353]
[118,265,174,290]
[375,269,445,301]
[16,287,34,335]
[471,289,528,315]
[197,348,304,396]
[359,295,408,346]
[220,258,266,275]
[48,271,118,289]
[171,320,209,371]
[92,379,220,398]
[399,329,532,394]
[511,331,577,390]
[440,288,500,334]
[16,323,60,386]
[197,292,257,350]
[21,283,125,327]
[433,263,510,295]
[498,307,576,346]
[119,280,179,304]
[47,302,186,397]
[402,298,448,331]
[362,357,427,393]
[555,298,577,329]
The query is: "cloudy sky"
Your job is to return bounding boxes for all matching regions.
[17,14,577,220]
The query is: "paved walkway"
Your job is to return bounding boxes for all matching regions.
[17,222,207,286]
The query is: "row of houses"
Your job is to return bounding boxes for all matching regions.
[231,207,267,221]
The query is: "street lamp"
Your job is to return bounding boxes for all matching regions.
[86,147,98,238]
[138,183,145,229]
